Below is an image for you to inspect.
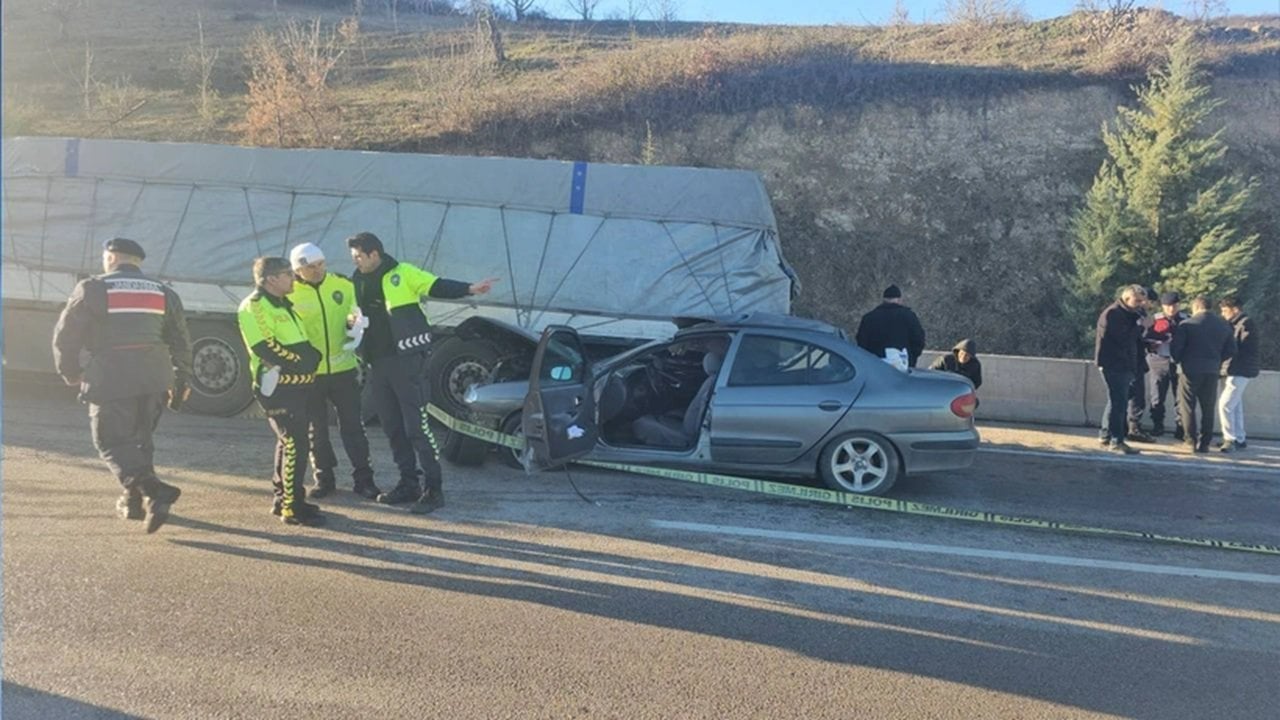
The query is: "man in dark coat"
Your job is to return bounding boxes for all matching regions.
[1170,296,1236,453]
[51,238,193,533]
[1143,291,1189,439]
[930,339,982,389]
[1094,284,1146,454]
[855,284,927,368]
[1216,295,1259,452]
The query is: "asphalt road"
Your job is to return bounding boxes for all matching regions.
[4,380,1279,719]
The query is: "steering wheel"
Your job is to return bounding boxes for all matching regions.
[645,360,682,395]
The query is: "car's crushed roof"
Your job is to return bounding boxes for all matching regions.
[673,312,846,337]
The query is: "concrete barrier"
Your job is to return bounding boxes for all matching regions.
[918,350,1280,440]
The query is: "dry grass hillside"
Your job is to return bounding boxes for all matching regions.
[4,0,1279,364]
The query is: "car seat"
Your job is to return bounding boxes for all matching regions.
[632,350,723,448]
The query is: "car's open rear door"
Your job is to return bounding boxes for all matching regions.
[521,326,598,471]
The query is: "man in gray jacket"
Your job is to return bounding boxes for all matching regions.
[1170,296,1236,454]
[52,238,193,532]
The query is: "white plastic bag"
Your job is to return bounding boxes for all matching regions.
[260,366,280,397]
[342,307,370,351]
[882,347,909,372]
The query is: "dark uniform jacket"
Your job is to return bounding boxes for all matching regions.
[855,302,927,368]
[1221,311,1259,378]
[51,264,192,403]
[1094,301,1143,374]
[351,254,471,363]
[1171,312,1236,377]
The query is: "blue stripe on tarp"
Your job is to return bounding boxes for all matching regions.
[64,138,81,177]
[569,161,588,215]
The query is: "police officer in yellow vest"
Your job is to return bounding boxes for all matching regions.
[347,232,497,514]
[287,243,381,501]
[238,257,325,526]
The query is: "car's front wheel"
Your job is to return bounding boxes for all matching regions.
[818,431,900,496]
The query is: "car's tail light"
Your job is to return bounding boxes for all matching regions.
[950,392,978,419]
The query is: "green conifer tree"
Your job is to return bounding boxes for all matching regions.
[1065,34,1259,346]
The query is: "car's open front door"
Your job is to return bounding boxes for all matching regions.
[521,326,598,471]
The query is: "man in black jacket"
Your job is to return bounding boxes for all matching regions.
[51,238,193,533]
[1216,296,1258,452]
[1171,296,1237,453]
[856,284,926,368]
[1094,284,1146,454]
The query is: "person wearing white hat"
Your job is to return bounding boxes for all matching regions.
[286,242,381,501]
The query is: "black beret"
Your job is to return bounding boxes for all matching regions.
[882,284,902,299]
[1159,291,1180,306]
[104,237,146,260]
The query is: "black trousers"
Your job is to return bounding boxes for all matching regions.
[1099,369,1133,443]
[307,369,373,487]
[1126,369,1147,432]
[262,388,311,510]
[367,352,441,492]
[1177,372,1219,447]
[89,392,166,496]
[1145,356,1181,433]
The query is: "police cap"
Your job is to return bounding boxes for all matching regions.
[104,237,146,260]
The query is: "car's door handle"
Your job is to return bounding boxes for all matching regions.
[818,400,843,412]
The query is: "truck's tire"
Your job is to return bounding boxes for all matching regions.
[185,319,254,417]
[428,337,500,466]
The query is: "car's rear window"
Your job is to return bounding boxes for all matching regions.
[728,335,856,386]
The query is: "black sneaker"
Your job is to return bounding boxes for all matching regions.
[309,479,336,500]
[143,482,181,534]
[1235,440,1248,450]
[1126,431,1156,444]
[1194,443,1209,454]
[1219,443,1235,454]
[116,492,144,521]
[409,488,445,515]
[1173,429,1185,442]
[1150,427,1165,438]
[1098,437,1111,447]
[1108,442,1138,455]
[377,483,419,505]
[353,480,382,500]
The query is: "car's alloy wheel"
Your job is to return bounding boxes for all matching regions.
[818,431,900,496]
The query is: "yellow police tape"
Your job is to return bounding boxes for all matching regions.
[425,404,1280,557]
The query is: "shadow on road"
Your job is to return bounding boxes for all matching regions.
[2,681,143,720]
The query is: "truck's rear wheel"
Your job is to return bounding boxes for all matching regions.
[429,337,499,466]
[185,319,253,417]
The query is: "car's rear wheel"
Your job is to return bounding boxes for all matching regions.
[818,431,900,496]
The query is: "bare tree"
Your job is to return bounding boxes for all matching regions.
[182,11,222,127]
[651,0,679,23]
[564,0,600,21]
[504,0,539,21]
[623,0,647,23]
[469,1,506,64]
[890,0,911,26]
[1185,0,1226,22]
[385,0,400,31]
[244,18,357,147]
[44,0,85,41]
[942,0,1027,25]
[1075,0,1137,48]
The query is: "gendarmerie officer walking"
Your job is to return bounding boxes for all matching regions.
[238,257,325,526]
[51,238,192,533]
[347,232,497,514]
[287,242,381,501]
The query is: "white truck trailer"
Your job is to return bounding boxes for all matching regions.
[2,137,795,458]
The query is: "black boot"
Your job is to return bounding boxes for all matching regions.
[409,486,445,515]
[309,475,336,499]
[143,480,181,534]
[377,482,419,505]
[272,497,322,517]
[280,503,326,526]
[116,491,144,521]
[352,478,382,500]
